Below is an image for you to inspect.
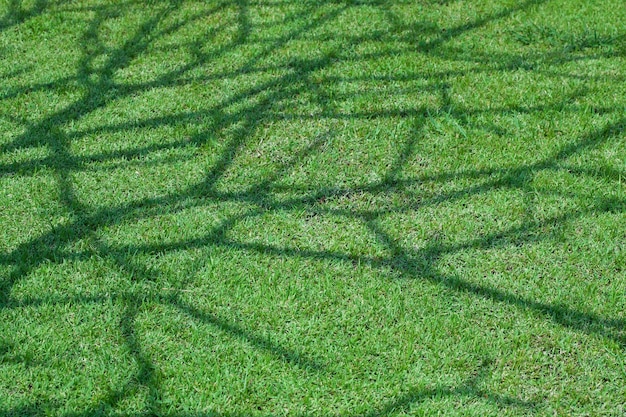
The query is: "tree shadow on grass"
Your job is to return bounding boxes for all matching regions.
[0,0,625,415]
[0,0,49,33]
[0,361,538,417]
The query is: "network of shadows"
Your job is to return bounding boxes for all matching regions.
[0,0,625,415]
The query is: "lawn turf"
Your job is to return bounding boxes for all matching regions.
[0,0,625,415]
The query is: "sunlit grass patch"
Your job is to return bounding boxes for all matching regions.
[1,0,625,415]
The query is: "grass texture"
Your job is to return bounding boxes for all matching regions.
[1,0,625,415]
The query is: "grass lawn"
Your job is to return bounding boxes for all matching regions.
[1,0,625,415]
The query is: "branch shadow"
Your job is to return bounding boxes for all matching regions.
[0,0,625,415]
[0,360,538,416]
[0,0,49,33]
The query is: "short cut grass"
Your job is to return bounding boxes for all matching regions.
[1,0,625,415]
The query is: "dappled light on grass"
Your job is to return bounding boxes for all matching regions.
[1,0,625,415]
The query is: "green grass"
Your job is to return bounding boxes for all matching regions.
[1,0,625,415]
